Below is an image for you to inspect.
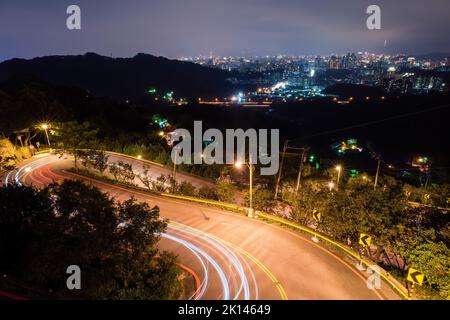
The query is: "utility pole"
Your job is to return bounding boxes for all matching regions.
[424,171,431,188]
[374,158,381,190]
[274,140,288,199]
[295,147,310,195]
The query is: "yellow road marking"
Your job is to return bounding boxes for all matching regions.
[170,221,288,300]
[257,213,409,300]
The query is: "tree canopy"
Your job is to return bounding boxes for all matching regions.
[0,181,180,299]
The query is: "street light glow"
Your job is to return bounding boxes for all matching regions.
[336,165,342,171]
[40,123,51,147]
[328,181,335,191]
[234,161,243,169]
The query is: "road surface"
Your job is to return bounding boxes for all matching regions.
[3,153,401,300]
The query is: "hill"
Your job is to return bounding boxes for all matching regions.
[0,53,234,100]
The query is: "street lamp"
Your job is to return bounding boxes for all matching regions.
[328,181,335,192]
[41,124,51,147]
[335,165,342,186]
[234,157,255,218]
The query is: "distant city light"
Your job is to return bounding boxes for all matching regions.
[271,81,288,91]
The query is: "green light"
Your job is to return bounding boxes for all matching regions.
[350,169,359,178]
[148,88,157,94]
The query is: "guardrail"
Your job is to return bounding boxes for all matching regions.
[159,193,410,300]
[160,193,243,211]
[34,149,52,155]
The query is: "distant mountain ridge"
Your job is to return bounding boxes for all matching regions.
[413,52,450,60]
[0,52,234,99]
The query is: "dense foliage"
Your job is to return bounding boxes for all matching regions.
[0,181,181,299]
[282,176,449,299]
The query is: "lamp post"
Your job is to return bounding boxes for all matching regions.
[41,124,51,147]
[335,165,342,188]
[235,156,255,218]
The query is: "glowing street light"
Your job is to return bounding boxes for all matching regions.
[137,155,143,160]
[40,123,51,147]
[335,165,342,186]
[234,158,254,218]
[328,181,335,192]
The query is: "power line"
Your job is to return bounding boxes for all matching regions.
[290,103,450,142]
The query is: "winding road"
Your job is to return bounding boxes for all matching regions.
[2,153,401,300]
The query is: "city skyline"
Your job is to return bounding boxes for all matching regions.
[1,0,450,61]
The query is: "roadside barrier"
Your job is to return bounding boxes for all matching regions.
[159,193,410,300]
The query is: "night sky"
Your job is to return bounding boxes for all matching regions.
[1,0,449,61]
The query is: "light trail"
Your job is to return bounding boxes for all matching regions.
[8,153,400,300]
[162,233,230,300]
[10,156,263,300]
[170,221,288,300]
[5,156,62,187]
[169,224,253,300]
